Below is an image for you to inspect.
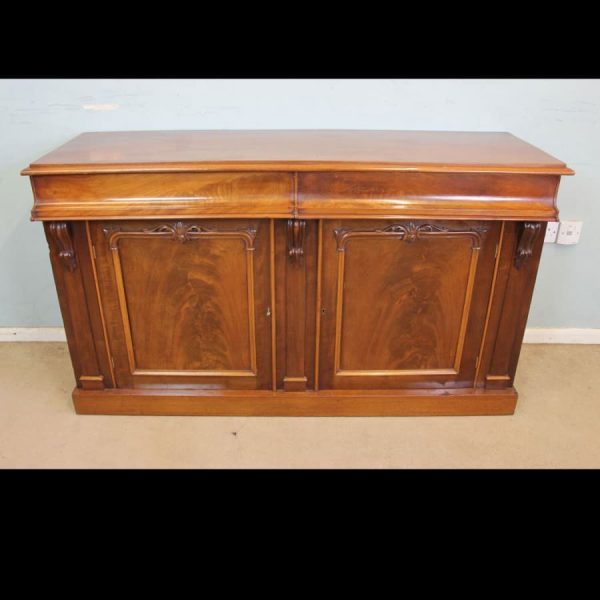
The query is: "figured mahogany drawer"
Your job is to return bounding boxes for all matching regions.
[30,172,294,220]
[297,171,560,221]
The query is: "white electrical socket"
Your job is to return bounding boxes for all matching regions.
[556,220,583,245]
[545,221,559,243]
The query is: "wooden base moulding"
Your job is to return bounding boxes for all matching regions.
[72,387,518,417]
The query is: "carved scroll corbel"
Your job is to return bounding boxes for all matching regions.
[514,222,542,269]
[48,222,77,271]
[287,219,306,263]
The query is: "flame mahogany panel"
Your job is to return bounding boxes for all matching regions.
[90,219,273,390]
[318,220,500,390]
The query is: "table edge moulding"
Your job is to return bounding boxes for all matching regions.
[22,130,573,416]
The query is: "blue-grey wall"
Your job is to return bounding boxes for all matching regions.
[1,79,597,327]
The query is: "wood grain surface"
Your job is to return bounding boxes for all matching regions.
[318,220,499,390]
[73,386,518,416]
[22,130,573,175]
[90,219,273,390]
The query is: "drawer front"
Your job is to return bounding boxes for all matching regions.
[91,219,274,390]
[297,172,559,221]
[317,219,500,390]
[32,172,293,220]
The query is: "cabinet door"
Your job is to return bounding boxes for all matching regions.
[318,220,500,390]
[91,219,273,390]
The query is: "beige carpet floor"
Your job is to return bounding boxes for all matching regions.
[0,342,598,468]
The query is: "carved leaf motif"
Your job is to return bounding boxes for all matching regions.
[334,222,485,251]
[105,221,257,250]
[144,221,206,243]
[389,222,448,242]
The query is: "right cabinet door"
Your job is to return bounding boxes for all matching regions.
[318,219,500,390]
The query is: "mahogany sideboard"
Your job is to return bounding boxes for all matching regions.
[22,130,573,416]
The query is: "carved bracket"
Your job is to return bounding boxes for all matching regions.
[335,221,487,252]
[287,219,306,263]
[514,222,542,269]
[48,222,77,271]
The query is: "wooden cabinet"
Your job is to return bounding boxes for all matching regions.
[23,130,573,416]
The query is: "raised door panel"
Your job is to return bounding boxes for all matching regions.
[91,219,273,389]
[318,220,499,390]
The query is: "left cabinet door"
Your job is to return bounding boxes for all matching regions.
[90,219,274,390]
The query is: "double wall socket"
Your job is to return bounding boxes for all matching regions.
[545,221,560,243]
[544,220,582,244]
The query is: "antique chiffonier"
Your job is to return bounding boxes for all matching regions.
[22,131,573,416]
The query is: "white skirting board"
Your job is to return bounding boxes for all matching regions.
[0,327,67,342]
[522,328,600,344]
[1,327,599,344]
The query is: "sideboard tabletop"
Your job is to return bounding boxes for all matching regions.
[21,130,573,176]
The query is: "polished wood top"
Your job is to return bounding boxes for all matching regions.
[22,130,573,176]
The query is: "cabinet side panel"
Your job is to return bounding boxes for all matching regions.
[484,222,546,389]
[44,222,106,390]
